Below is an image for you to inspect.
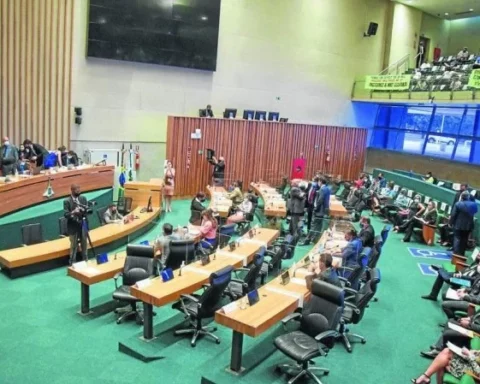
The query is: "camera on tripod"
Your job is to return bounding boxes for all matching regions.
[77,201,97,216]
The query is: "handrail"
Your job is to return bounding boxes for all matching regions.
[379,54,410,75]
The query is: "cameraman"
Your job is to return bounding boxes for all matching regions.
[208,155,225,186]
[64,184,88,265]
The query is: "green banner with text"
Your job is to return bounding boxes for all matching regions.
[365,74,412,90]
[468,69,480,89]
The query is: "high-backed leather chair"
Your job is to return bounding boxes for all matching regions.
[21,223,44,246]
[58,217,69,238]
[226,249,265,300]
[273,280,345,384]
[165,239,196,270]
[112,244,155,324]
[173,265,233,347]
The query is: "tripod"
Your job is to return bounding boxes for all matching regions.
[81,215,98,261]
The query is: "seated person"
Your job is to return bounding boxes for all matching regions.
[441,274,480,321]
[227,194,254,224]
[333,229,363,268]
[226,180,243,207]
[199,209,218,249]
[401,200,438,243]
[412,346,480,384]
[306,252,342,289]
[372,181,396,211]
[394,194,425,230]
[422,251,480,301]
[359,216,375,248]
[457,47,469,62]
[423,171,435,184]
[381,188,410,220]
[450,76,462,91]
[154,223,181,268]
[16,153,30,174]
[103,204,131,224]
[57,146,79,167]
[23,139,49,168]
[189,191,206,225]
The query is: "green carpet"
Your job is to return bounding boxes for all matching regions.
[0,200,461,383]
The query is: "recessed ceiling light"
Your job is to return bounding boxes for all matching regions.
[470,9,474,12]
[201,16,208,21]
[445,12,449,15]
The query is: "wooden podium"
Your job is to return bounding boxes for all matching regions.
[124,179,163,210]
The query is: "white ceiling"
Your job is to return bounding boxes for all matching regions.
[394,0,480,20]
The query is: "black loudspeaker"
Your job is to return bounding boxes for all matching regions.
[365,22,378,37]
[74,107,82,116]
[75,117,82,125]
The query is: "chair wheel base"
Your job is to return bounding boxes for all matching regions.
[361,339,367,344]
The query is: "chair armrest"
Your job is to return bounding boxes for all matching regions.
[265,250,276,257]
[230,278,247,286]
[281,312,302,329]
[314,329,338,346]
[234,267,251,273]
[113,272,123,289]
[201,284,211,290]
[343,287,359,296]
[338,277,351,287]
[180,294,199,303]
[344,301,361,315]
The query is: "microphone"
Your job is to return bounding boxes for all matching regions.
[94,159,107,166]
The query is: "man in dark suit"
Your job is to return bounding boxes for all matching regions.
[359,216,375,248]
[23,139,49,167]
[0,136,19,176]
[64,184,88,265]
[287,181,305,236]
[189,191,206,225]
[441,272,480,319]
[208,155,225,186]
[205,104,214,117]
[450,191,478,256]
[305,176,320,231]
[306,252,342,290]
[453,184,469,205]
[302,178,330,245]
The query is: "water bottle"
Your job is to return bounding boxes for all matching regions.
[179,261,185,277]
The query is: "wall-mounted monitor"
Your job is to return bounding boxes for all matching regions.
[268,112,280,122]
[255,111,267,121]
[243,110,255,120]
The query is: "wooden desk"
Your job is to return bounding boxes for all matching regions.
[0,207,160,278]
[124,181,163,210]
[251,183,287,217]
[131,228,279,340]
[329,196,348,218]
[0,165,114,217]
[215,225,352,373]
[206,185,232,218]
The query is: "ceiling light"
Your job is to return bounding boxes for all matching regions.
[470,9,474,12]
[201,16,208,21]
[445,12,449,15]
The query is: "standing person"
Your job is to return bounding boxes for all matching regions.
[226,180,243,207]
[287,181,306,236]
[305,176,320,231]
[302,178,330,245]
[163,160,175,212]
[450,191,478,256]
[0,136,19,176]
[208,155,225,186]
[23,139,49,168]
[205,104,214,117]
[64,184,88,265]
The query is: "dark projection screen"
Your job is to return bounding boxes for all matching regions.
[87,0,221,71]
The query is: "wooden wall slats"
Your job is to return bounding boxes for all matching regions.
[167,117,367,197]
[0,0,74,149]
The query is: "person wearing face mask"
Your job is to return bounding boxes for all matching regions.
[423,171,435,184]
[190,191,206,225]
[440,271,480,321]
[16,153,30,174]
[64,184,88,265]
[332,229,363,268]
[359,216,375,248]
[402,200,438,243]
[393,194,425,232]
[23,139,49,168]
[305,176,320,231]
[422,249,480,302]
[103,203,124,224]
[227,194,254,224]
[0,136,19,176]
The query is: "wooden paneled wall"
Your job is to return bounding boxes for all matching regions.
[0,0,74,149]
[167,117,367,197]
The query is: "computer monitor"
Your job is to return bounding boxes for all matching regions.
[279,118,289,123]
[268,112,280,121]
[206,148,215,161]
[243,110,255,120]
[199,109,207,117]
[247,289,260,306]
[146,196,152,213]
[255,111,267,121]
[223,108,237,119]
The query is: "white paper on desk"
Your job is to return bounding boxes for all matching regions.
[84,267,100,275]
[291,277,307,287]
[448,322,474,338]
[72,261,87,270]
[446,288,460,300]
[447,341,466,357]
[222,302,238,314]
[135,278,152,289]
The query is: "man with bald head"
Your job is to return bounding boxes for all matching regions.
[209,155,225,186]
[0,136,19,176]
[64,184,88,265]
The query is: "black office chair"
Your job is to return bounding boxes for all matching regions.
[367,236,383,270]
[58,217,69,238]
[335,268,381,353]
[259,236,293,284]
[112,244,155,325]
[274,280,345,383]
[165,239,196,270]
[338,248,370,291]
[97,206,108,226]
[172,265,233,347]
[226,249,265,300]
[218,224,236,249]
[21,223,45,246]
[117,197,133,215]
